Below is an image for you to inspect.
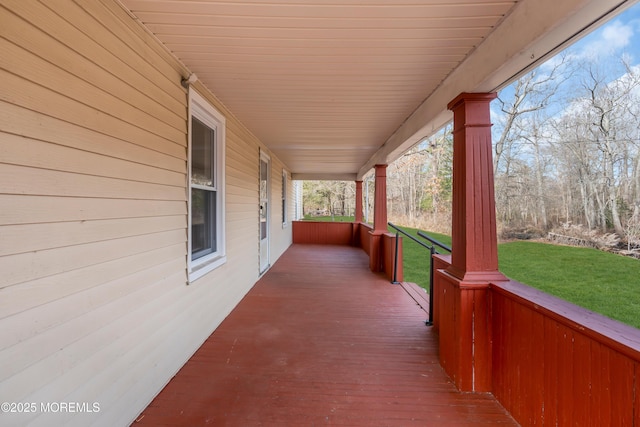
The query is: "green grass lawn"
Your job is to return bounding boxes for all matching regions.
[497,241,640,329]
[400,228,640,329]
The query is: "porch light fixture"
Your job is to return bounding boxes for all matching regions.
[181,73,198,88]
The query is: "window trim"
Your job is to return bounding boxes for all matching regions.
[188,89,226,282]
[282,169,288,227]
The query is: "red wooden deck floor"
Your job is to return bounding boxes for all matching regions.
[133,244,517,426]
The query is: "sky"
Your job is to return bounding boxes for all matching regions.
[575,4,640,61]
[491,2,640,131]
[536,2,640,81]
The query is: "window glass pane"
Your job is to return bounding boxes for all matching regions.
[260,159,268,200]
[282,172,286,223]
[191,188,216,259]
[191,117,215,187]
[260,199,267,239]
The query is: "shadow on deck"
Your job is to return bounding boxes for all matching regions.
[133,244,517,426]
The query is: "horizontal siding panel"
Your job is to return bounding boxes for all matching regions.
[225,193,258,205]
[227,141,257,159]
[0,70,185,159]
[228,230,258,246]
[226,174,258,192]
[0,229,185,288]
[225,210,257,223]
[0,15,185,132]
[228,239,258,254]
[0,164,185,200]
[227,128,259,148]
[2,0,185,110]
[227,159,257,182]
[0,195,185,225]
[1,257,185,352]
[1,9,184,129]
[227,161,258,180]
[0,102,185,173]
[226,215,259,231]
[227,236,257,252]
[1,133,185,186]
[0,215,185,256]
[227,150,258,175]
[73,0,185,99]
[227,126,260,150]
[0,38,185,143]
[226,197,258,205]
[54,271,251,427]
[227,139,260,161]
[227,153,257,172]
[0,243,185,320]
[28,261,254,426]
[1,269,187,407]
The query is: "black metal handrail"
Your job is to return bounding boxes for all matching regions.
[388,222,451,326]
[417,230,452,253]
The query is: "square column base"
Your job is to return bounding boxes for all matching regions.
[434,268,493,392]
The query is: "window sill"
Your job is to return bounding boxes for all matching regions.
[188,255,226,283]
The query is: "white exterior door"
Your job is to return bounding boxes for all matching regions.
[259,152,270,273]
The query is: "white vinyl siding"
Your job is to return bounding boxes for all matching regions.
[0,1,292,426]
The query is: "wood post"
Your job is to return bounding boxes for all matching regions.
[369,165,388,272]
[372,165,388,233]
[435,93,506,392]
[355,180,363,223]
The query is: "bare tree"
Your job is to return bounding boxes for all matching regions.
[569,57,640,234]
[493,56,571,228]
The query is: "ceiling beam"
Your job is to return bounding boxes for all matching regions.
[292,173,358,181]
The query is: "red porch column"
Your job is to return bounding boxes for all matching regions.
[355,180,363,223]
[448,93,504,281]
[369,165,388,272]
[372,165,387,232]
[436,93,506,392]
[352,180,364,246]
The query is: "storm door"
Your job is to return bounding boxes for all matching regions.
[259,151,270,273]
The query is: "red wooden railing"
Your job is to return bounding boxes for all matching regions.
[292,221,401,282]
[358,222,373,255]
[491,280,640,425]
[292,220,354,245]
[432,254,640,425]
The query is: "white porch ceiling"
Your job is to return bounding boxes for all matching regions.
[120,0,634,180]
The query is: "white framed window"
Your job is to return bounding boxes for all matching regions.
[282,170,288,227]
[188,90,226,282]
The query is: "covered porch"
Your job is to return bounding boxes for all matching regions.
[133,244,516,426]
[3,1,640,426]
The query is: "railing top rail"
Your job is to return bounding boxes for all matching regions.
[417,230,451,253]
[387,222,431,250]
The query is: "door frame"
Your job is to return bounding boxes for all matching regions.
[259,150,271,273]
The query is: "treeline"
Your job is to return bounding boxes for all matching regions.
[492,53,640,245]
